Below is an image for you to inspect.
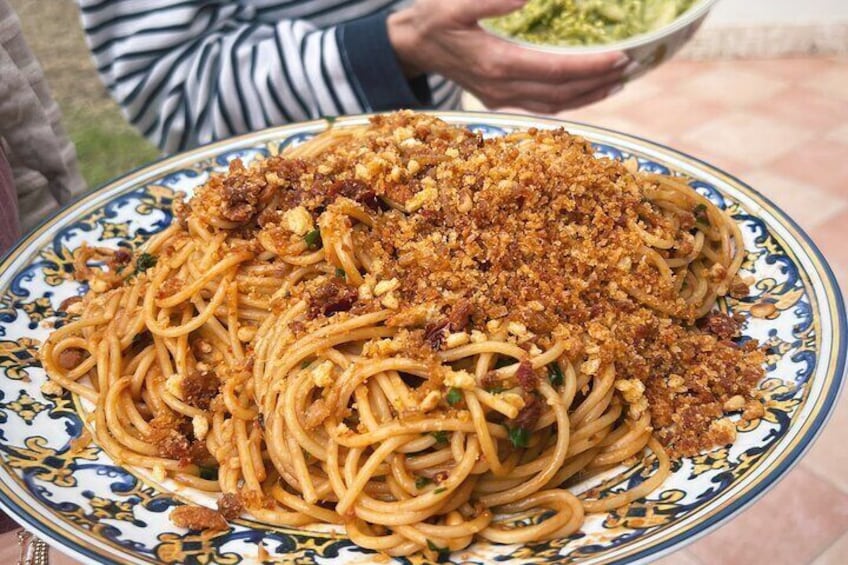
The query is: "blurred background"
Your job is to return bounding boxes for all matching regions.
[11,0,848,188]
[4,0,848,563]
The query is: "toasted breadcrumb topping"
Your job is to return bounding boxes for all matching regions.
[123,113,764,461]
[169,505,228,531]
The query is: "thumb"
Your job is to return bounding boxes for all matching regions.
[451,0,527,25]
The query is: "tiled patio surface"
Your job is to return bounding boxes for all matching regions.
[2,55,846,564]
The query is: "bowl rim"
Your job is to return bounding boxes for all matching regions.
[479,0,720,55]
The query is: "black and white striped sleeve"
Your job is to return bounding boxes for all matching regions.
[77,1,436,153]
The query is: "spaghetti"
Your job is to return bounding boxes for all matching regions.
[42,112,765,558]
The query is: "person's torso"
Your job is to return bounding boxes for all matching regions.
[232,0,411,28]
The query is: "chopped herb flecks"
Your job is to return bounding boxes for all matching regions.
[548,362,564,387]
[431,431,449,444]
[135,252,157,274]
[693,203,709,225]
[415,476,433,490]
[494,356,514,369]
[198,466,218,481]
[426,539,450,562]
[507,426,530,448]
[304,229,323,249]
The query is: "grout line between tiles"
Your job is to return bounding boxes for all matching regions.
[797,460,848,497]
[810,527,848,565]
[687,549,706,564]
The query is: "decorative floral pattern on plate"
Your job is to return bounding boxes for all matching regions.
[0,113,843,565]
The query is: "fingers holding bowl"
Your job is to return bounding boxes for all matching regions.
[477,35,630,83]
[475,79,623,115]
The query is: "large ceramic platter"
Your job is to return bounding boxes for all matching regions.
[0,112,843,564]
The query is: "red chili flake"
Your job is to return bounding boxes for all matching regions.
[113,249,131,265]
[512,395,542,431]
[58,348,86,370]
[448,299,473,332]
[699,312,741,340]
[515,360,538,392]
[331,179,386,211]
[308,279,358,318]
[424,319,450,350]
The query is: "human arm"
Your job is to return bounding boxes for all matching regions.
[78,0,436,152]
[388,0,629,114]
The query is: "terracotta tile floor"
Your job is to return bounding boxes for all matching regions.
[2,56,847,564]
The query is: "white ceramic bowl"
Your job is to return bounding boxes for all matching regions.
[481,0,719,80]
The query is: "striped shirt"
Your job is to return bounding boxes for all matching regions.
[77,0,463,153]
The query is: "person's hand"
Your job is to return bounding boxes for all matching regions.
[387,0,630,114]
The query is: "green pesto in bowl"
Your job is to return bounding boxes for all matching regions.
[486,0,696,46]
